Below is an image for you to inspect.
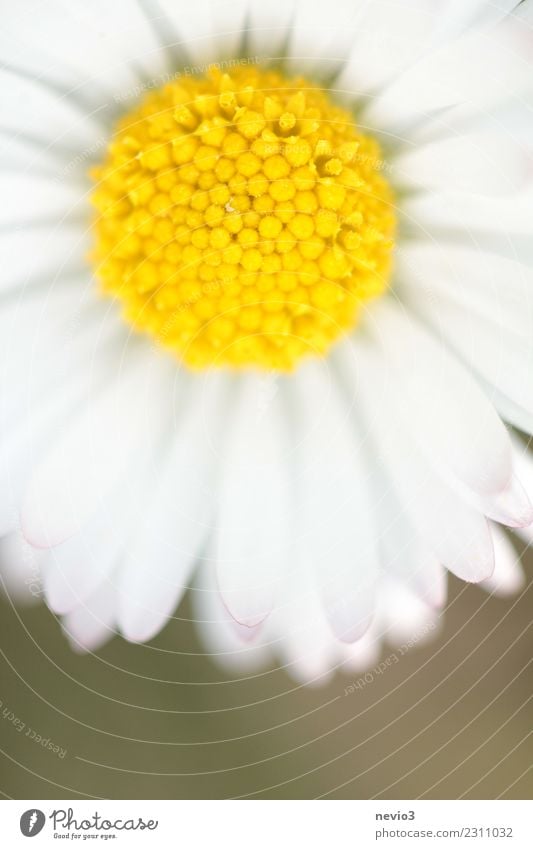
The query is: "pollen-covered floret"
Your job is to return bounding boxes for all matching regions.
[91,66,395,370]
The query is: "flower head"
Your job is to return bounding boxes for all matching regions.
[0,0,532,685]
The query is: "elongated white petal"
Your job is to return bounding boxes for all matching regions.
[468,474,533,529]
[403,187,533,239]
[335,0,438,94]
[363,18,532,132]
[293,361,378,642]
[209,0,249,59]
[377,480,447,609]
[62,582,117,654]
[0,133,64,175]
[40,478,144,615]
[117,376,228,642]
[365,317,532,528]
[151,0,250,68]
[510,435,533,500]
[240,0,296,57]
[0,67,106,150]
[479,381,533,437]
[286,0,362,81]
[403,287,533,422]
[397,243,533,345]
[214,373,292,627]
[414,87,533,155]
[277,614,337,686]
[271,557,338,686]
[431,0,521,46]
[515,522,533,548]
[0,277,98,369]
[0,1,163,105]
[1,296,124,436]
[0,321,127,537]
[341,630,381,674]
[0,225,89,294]
[0,354,106,535]
[507,436,533,544]
[380,579,441,645]
[369,297,513,496]
[192,560,270,672]
[480,525,524,597]
[22,346,173,547]
[339,340,494,582]
[0,531,44,604]
[394,131,531,196]
[0,174,87,228]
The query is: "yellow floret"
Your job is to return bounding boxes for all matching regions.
[91,65,395,370]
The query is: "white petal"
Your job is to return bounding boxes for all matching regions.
[273,565,338,686]
[363,18,532,133]
[292,361,379,642]
[117,376,228,643]
[380,579,441,645]
[0,224,89,295]
[209,1,250,59]
[0,530,44,605]
[396,243,533,345]
[0,1,163,105]
[479,381,533,437]
[0,67,106,151]
[342,631,381,674]
[62,582,117,654]
[469,474,533,529]
[0,291,123,432]
[402,187,533,239]
[40,475,146,616]
[0,133,64,176]
[339,340,495,582]
[365,308,532,527]
[241,0,296,57]
[480,525,525,597]
[214,373,293,627]
[368,297,513,496]
[0,274,96,348]
[0,316,127,537]
[377,480,447,609]
[0,173,87,228]
[21,345,173,547]
[405,288,533,423]
[510,435,533,496]
[515,521,533,549]
[192,561,271,673]
[41,526,122,616]
[152,0,238,67]
[507,436,533,542]
[431,0,521,45]
[285,0,364,81]
[335,0,438,94]
[0,370,94,537]
[394,131,531,195]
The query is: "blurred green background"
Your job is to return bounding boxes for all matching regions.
[1,565,531,800]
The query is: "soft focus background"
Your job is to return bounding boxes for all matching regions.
[1,558,531,799]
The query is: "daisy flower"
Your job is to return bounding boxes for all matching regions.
[1,0,532,685]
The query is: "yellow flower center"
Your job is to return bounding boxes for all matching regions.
[90,66,395,370]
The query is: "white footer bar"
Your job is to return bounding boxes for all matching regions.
[1,799,530,848]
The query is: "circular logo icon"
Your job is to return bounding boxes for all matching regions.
[20,810,46,837]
